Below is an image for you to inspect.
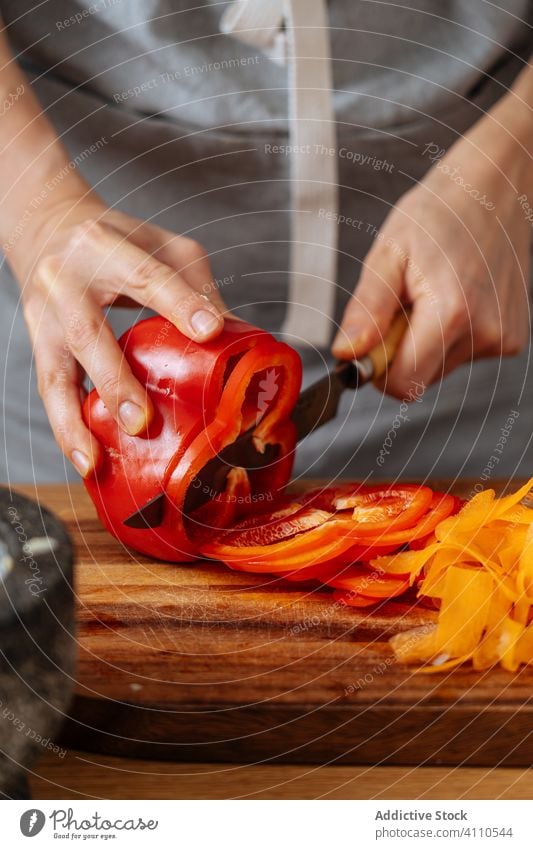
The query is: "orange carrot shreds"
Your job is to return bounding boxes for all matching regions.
[418,553,470,599]
[498,506,533,525]
[434,489,495,541]
[472,589,511,670]
[390,624,437,663]
[434,479,533,543]
[393,567,493,668]
[370,543,440,583]
[497,617,525,673]
[387,477,533,672]
[491,478,533,517]
[434,566,494,657]
[517,524,533,601]
[515,621,533,665]
[496,528,528,573]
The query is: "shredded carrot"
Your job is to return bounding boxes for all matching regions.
[375,476,533,672]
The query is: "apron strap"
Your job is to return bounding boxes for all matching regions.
[221,0,338,347]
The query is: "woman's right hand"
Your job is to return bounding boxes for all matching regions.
[13,198,227,478]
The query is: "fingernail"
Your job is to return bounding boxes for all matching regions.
[191,309,220,338]
[119,400,147,435]
[332,330,346,350]
[71,449,91,478]
[333,327,369,356]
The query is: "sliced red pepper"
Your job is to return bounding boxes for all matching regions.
[201,515,358,572]
[201,484,436,572]
[208,505,333,548]
[83,316,302,561]
[332,591,382,608]
[325,566,410,598]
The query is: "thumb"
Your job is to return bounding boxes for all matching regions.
[332,242,405,359]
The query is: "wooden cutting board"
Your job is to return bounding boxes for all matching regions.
[23,481,533,767]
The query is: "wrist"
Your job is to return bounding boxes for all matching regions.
[471,66,533,197]
[433,97,533,203]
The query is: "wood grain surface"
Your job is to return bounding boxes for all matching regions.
[19,482,533,768]
[29,750,533,800]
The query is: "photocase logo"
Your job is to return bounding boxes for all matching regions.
[20,809,46,837]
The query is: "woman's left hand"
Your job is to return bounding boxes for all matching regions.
[333,108,533,399]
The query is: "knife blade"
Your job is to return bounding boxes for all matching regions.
[123,311,408,529]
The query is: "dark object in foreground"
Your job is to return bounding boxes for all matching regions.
[0,488,74,799]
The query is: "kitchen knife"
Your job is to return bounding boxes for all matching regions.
[123,311,408,529]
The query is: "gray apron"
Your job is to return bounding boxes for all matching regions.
[1,0,533,484]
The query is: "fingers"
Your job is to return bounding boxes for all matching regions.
[106,227,224,339]
[28,218,231,461]
[382,291,467,398]
[33,323,103,477]
[441,338,475,377]
[102,220,227,336]
[60,298,154,435]
[33,250,154,435]
[43,219,224,342]
[442,324,515,380]
[332,243,405,359]
[141,223,246,322]
[146,226,230,315]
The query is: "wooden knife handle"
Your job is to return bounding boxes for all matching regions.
[362,311,409,382]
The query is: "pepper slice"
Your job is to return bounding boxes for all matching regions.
[361,492,459,548]
[333,484,433,534]
[326,566,410,599]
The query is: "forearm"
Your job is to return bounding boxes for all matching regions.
[491,57,533,150]
[0,20,94,276]
[449,57,533,197]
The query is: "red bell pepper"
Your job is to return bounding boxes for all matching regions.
[83,316,302,561]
